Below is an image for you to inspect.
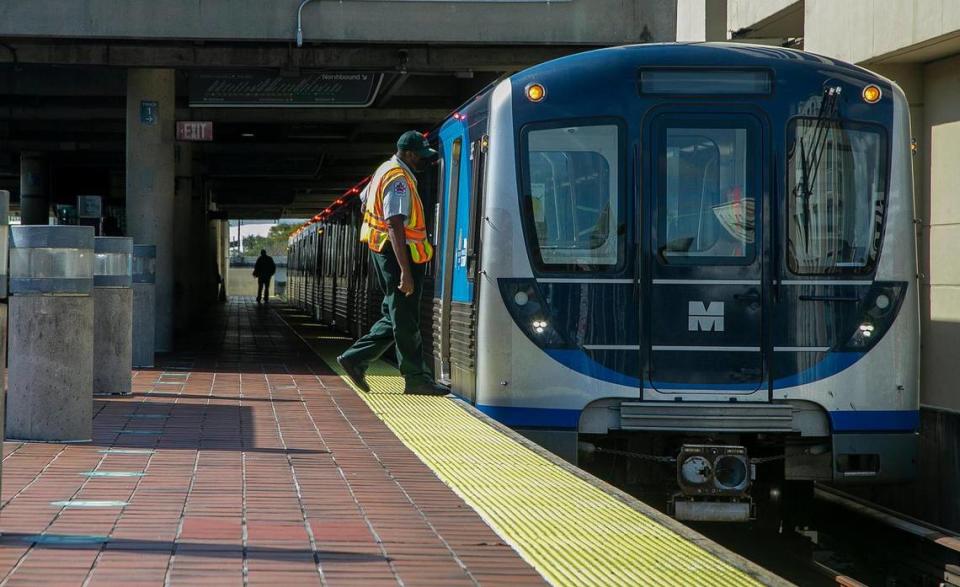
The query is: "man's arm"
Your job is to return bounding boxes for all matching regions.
[387,216,414,296]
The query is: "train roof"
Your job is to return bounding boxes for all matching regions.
[513,42,885,83]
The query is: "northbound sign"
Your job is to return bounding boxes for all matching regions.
[188,71,383,108]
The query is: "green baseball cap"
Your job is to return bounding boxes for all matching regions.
[397,130,438,159]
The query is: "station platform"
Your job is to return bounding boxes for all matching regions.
[0,299,784,586]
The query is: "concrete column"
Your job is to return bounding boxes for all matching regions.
[208,211,221,303]
[174,143,193,333]
[219,219,230,299]
[126,68,175,352]
[189,186,208,313]
[19,152,49,225]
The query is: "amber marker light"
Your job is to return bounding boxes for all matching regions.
[862,84,882,103]
[525,83,546,102]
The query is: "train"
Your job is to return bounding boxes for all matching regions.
[288,43,920,522]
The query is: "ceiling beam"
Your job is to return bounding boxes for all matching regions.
[0,105,447,124]
[0,41,585,72]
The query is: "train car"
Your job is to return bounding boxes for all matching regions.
[289,43,919,522]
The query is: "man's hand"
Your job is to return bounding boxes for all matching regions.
[398,271,414,296]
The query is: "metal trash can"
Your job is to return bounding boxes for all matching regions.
[132,244,156,368]
[94,237,133,396]
[7,225,95,442]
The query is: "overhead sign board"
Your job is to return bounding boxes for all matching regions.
[176,121,214,141]
[189,71,383,108]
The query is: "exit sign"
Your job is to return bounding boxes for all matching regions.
[176,121,214,141]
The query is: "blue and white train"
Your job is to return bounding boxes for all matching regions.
[289,43,919,521]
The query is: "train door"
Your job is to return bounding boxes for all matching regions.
[436,122,467,386]
[644,111,769,401]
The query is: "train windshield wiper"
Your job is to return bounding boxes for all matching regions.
[793,86,842,248]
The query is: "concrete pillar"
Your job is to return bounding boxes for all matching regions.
[126,68,175,352]
[219,219,229,300]
[208,212,221,303]
[174,143,193,332]
[19,152,49,225]
[93,237,133,396]
[8,226,95,442]
[189,187,209,314]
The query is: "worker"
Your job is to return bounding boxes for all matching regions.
[252,249,276,303]
[337,131,446,396]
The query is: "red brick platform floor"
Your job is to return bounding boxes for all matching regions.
[0,299,545,586]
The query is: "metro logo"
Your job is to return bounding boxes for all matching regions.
[688,301,724,332]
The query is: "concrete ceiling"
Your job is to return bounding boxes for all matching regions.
[0,41,599,219]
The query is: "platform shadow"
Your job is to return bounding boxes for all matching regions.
[89,400,328,456]
[0,533,387,563]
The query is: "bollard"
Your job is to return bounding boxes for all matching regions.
[132,244,156,368]
[94,237,133,396]
[8,225,94,442]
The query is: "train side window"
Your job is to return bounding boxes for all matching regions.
[787,119,887,275]
[467,136,487,281]
[521,123,622,270]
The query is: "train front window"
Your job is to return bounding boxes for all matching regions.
[787,119,887,274]
[659,125,756,263]
[522,123,621,269]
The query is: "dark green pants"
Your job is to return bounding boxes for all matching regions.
[340,246,431,386]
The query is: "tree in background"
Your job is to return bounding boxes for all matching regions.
[242,223,293,257]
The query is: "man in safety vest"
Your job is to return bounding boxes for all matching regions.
[337,131,447,396]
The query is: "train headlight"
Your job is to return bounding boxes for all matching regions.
[677,445,751,497]
[680,456,712,486]
[862,84,882,103]
[714,455,749,492]
[525,83,547,102]
[841,283,905,350]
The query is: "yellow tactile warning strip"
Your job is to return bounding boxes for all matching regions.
[284,315,776,586]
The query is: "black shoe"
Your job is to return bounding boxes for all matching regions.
[336,355,370,393]
[403,381,449,396]
[256,298,261,303]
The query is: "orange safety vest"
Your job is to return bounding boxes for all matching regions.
[359,159,434,264]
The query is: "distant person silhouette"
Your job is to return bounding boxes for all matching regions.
[252,249,276,304]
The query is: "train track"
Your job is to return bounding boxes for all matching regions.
[808,484,960,586]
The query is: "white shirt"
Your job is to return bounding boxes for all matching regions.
[361,155,416,220]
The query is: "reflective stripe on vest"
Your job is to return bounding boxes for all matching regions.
[359,161,434,264]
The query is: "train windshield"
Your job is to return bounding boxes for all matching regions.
[788,119,887,274]
[661,125,756,262]
[522,123,621,269]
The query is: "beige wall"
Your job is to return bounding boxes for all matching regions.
[918,55,960,411]
[856,57,960,413]
[677,0,728,42]
[805,0,960,63]
[727,0,800,37]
